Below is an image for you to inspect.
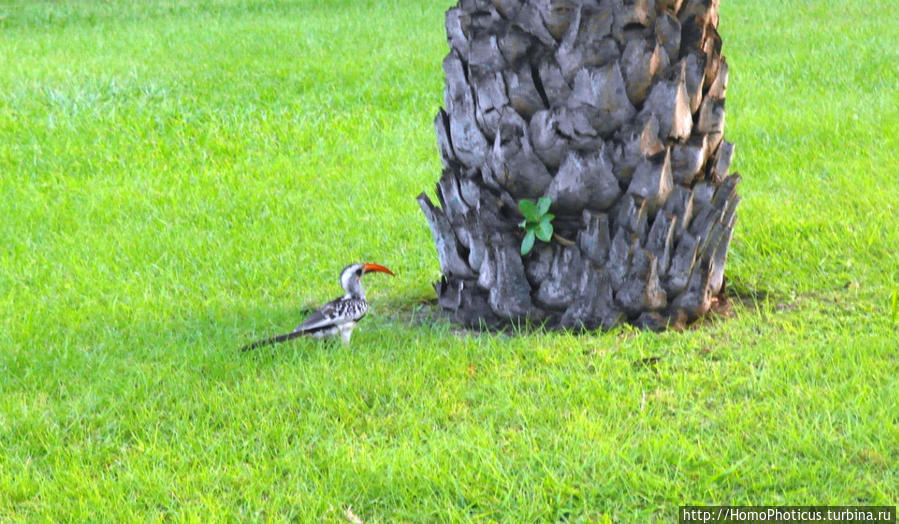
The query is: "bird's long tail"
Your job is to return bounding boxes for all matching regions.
[240,330,306,352]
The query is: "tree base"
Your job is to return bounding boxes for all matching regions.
[419,165,739,333]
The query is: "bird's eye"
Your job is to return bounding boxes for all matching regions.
[356,269,363,276]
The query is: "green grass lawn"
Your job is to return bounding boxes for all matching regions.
[1,0,897,521]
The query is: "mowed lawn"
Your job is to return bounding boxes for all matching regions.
[0,0,896,521]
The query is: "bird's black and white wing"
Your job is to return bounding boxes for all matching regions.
[292,296,368,337]
[239,298,366,351]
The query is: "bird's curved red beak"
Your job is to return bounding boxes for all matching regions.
[362,263,395,276]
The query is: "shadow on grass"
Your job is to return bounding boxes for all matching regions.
[192,278,783,364]
[184,302,345,363]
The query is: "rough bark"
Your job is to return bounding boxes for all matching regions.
[419,0,740,331]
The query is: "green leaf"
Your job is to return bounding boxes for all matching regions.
[542,213,555,222]
[518,219,527,228]
[536,196,552,216]
[535,217,553,242]
[519,199,539,222]
[521,230,536,255]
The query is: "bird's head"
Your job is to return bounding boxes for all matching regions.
[339,263,395,298]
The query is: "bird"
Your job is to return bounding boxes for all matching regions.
[240,263,395,351]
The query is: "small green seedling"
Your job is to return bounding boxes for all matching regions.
[518,196,554,255]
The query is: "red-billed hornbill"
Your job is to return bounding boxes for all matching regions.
[240,263,395,351]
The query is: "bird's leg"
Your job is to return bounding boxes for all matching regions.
[339,324,354,346]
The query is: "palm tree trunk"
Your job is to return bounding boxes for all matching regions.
[419,0,740,331]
